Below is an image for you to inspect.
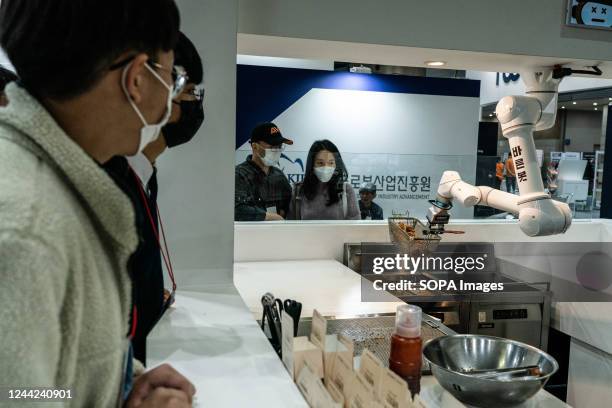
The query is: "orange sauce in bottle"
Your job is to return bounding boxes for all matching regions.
[389,304,422,399]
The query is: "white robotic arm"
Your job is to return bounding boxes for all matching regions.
[427,68,574,237]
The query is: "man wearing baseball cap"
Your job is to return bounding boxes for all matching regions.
[359,182,384,220]
[235,122,293,221]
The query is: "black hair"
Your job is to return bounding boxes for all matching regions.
[175,32,203,84]
[0,65,17,91]
[0,0,180,100]
[302,139,348,206]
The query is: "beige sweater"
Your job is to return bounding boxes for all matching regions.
[0,84,138,407]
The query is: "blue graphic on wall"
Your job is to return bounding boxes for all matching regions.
[236,65,480,149]
[280,153,304,172]
[278,153,305,184]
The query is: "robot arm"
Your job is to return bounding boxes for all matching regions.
[427,68,577,237]
[426,170,571,237]
[430,171,520,213]
[426,171,521,234]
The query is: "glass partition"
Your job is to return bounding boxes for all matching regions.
[235,150,595,222]
[236,150,469,220]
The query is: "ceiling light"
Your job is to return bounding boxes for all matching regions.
[425,61,446,67]
[561,106,566,109]
[593,102,598,106]
[594,107,598,111]
[489,113,493,117]
[572,101,577,105]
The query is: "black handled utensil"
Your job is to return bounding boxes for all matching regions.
[261,293,282,356]
[283,299,302,337]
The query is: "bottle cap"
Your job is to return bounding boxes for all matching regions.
[395,304,422,338]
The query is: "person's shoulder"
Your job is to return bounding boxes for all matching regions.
[0,137,82,249]
[0,136,41,233]
[344,182,356,193]
[269,165,286,176]
[292,181,304,195]
[269,166,290,182]
[235,159,253,175]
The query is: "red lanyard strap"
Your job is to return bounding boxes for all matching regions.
[156,204,176,291]
[130,306,138,339]
[129,167,176,292]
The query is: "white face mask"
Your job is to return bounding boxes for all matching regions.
[121,62,173,153]
[260,148,282,167]
[314,166,336,183]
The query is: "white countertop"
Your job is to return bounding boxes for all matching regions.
[234,259,568,408]
[552,302,612,355]
[144,259,568,407]
[146,284,307,407]
[234,259,404,318]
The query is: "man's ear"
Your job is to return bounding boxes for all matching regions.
[123,53,149,104]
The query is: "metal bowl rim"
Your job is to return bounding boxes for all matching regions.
[422,334,559,383]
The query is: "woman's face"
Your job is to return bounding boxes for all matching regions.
[314,150,336,168]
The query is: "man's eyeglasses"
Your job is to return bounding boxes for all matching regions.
[110,56,187,99]
[174,83,205,103]
[186,86,205,102]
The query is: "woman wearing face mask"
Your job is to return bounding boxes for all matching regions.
[288,139,360,220]
[103,31,205,366]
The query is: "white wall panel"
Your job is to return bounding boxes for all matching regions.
[156,0,238,285]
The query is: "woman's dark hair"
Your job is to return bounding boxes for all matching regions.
[0,0,180,100]
[302,139,348,206]
[0,65,17,91]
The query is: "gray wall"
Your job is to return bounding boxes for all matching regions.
[238,0,612,61]
[156,0,238,285]
[565,110,603,152]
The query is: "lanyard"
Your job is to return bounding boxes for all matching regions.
[129,166,176,291]
[128,167,176,338]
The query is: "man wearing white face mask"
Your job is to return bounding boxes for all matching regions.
[235,122,293,221]
[0,1,195,406]
[120,61,175,152]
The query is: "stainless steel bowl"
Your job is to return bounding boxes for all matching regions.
[423,335,558,407]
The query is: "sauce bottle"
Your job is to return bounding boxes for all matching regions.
[389,304,422,399]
